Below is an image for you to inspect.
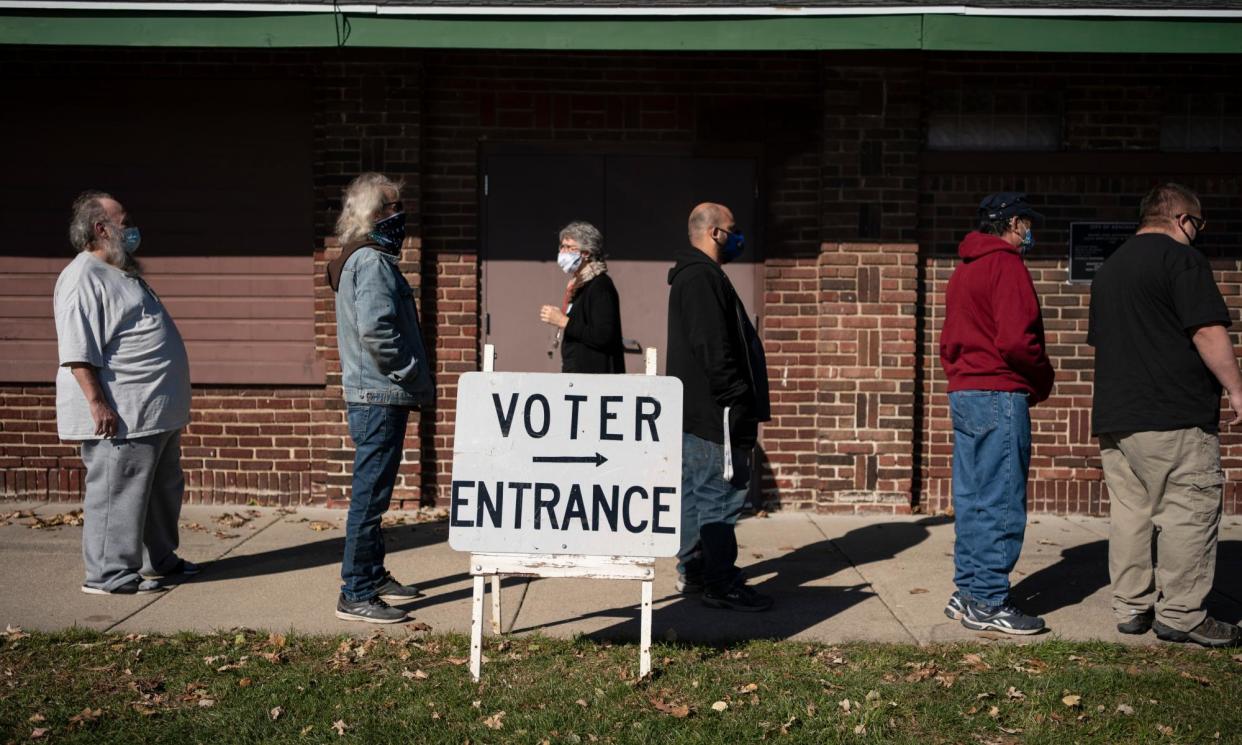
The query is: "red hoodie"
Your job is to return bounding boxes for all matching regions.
[940,231,1054,403]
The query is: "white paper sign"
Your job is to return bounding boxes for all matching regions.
[448,371,683,557]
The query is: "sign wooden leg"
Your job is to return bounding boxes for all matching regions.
[490,576,502,634]
[640,579,653,678]
[470,575,485,682]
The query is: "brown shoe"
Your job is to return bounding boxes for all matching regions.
[1152,616,1240,648]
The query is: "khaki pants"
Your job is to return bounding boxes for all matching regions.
[1100,428,1223,632]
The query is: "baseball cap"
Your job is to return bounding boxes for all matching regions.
[978,192,1043,224]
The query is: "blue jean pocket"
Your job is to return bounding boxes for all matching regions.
[347,403,374,444]
[949,391,998,436]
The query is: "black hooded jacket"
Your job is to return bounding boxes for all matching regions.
[666,246,771,449]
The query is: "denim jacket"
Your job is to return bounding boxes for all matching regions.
[334,247,435,407]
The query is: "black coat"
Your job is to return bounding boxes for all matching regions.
[666,247,770,449]
[561,273,626,374]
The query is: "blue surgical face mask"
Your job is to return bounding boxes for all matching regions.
[369,211,406,253]
[114,224,141,254]
[1019,227,1034,255]
[718,228,745,264]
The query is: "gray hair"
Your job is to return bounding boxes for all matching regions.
[335,173,402,244]
[559,221,603,257]
[68,190,113,252]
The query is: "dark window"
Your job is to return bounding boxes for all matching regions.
[1161,91,1242,152]
[926,89,1061,151]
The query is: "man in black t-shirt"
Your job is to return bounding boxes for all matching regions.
[1089,183,1242,648]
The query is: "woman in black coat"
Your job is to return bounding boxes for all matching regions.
[538,221,626,374]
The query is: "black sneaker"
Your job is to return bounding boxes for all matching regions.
[702,582,773,612]
[335,595,408,624]
[944,591,966,621]
[142,559,201,580]
[81,578,165,595]
[1117,609,1154,635]
[1152,616,1241,648]
[675,574,704,594]
[961,600,1045,635]
[375,572,422,603]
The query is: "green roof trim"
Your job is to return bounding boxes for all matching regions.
[0,11,1239,53]
[922,15,1242,53]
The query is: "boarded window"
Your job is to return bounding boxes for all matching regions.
[1161,91,1242,152]
[0,78,320,385]
[926,89,1061,151]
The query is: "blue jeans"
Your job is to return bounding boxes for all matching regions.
[677,432,749,593]
[342,403,410,602]
[949,390,1031,607]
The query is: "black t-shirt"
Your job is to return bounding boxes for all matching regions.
[1088,233,1231,435]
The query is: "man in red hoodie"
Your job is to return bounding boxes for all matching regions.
[939,192,1055,635]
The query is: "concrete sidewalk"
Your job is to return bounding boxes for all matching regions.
[3,502,1241,645]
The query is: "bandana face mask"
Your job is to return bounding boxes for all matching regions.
[369,211,407,253]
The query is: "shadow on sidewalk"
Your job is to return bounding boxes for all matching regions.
[183,520,462,592]
[1009,539,1242,624]
[509,515,952,643]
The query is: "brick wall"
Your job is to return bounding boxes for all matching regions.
[3,47,1242,515]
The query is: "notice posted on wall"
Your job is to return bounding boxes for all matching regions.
[448,371,683,558]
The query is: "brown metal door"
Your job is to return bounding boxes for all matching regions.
[481,149,761,375]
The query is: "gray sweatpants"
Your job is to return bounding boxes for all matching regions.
[81,429,184,591]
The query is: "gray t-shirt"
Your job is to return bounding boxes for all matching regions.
[54,253,191,440]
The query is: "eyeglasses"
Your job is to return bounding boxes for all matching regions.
[1181,213,1206,233]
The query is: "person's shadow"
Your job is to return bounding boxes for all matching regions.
[510,515,952,643]
[1008,538,1242,623]
[177,519,469,597]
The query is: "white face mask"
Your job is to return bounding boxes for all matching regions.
[557,251,583,275]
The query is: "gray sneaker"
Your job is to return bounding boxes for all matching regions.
[961,600,1045,635]
[675,574,704,594]
[81,578,164,595]
[944,591,966,620]
[142,559,201,580]
[375,572,422,603]
[335,595,408,624]
[1152,616,1240,648]
[1117,609,1154,635]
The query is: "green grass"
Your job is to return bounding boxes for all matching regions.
[2,628,1239,744]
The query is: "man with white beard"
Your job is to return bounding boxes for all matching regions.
[55,191,197,595]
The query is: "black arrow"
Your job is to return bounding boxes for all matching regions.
[532,452,608,467]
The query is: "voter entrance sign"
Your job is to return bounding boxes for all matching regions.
[449,362,683,681]
[449,371,683,557]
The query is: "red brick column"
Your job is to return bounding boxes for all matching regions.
[814,242,919,513]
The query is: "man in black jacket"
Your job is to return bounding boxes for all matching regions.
[667,202,772,611]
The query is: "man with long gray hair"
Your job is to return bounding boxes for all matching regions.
[55,191,196,595]
[327,173,434,623]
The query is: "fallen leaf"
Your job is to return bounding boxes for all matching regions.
[1156,723,1174,737]
[865,690,881,703]
[28,713,45,723]
[853,724,866,735]
[402,669,429,680]
[68,707,102,728]
[960,653,991,671]
[1179,671,1211,687]
[267,633,287,648]
[1037,539,1059,546]
[575,699,588,708]
[270,706,283,721]
[31,728,49,739]
[908,587,929,594]
[738,682,759,693]
[5,625,30,640]
[988,706,1000,719]
[309,521,336,532]
[446,657,469,666]
[649,694,690,718]
[1007,686,1026,700]
[198,699,216,708]
[1116,703,1134,716]
[999,726,1024,734]
[839,698,852,713]
[332,719,348,736]
[780,715,799,734]
[711,701,729,713]
[1062,694,1082,708]
[482,711,506,730]
[238,677,252,688]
